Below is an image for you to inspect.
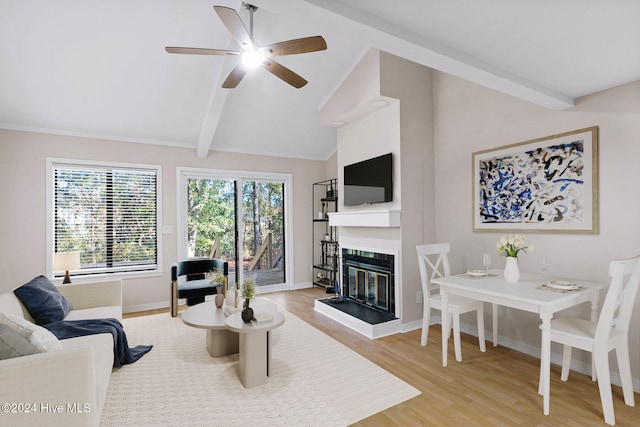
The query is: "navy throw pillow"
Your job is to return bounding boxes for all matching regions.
[14,276,73,325]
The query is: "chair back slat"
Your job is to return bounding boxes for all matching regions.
[171,258,229,281]
[594,256,640,345]
[417,243,451,297]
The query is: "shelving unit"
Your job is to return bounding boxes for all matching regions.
[312,179,338,292]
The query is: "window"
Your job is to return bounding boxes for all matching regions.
[47,159,162,279]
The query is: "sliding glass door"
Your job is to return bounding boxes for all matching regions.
[178,168,292,293]
[241,180,285,287]
[185,177,238,283]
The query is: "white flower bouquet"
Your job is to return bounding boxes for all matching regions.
[496,234,534,258]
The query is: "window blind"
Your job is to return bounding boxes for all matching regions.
[53,163,158,276]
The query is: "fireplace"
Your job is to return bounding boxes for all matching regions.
[342,248,395,317]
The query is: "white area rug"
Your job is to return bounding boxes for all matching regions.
[101,309,419,426]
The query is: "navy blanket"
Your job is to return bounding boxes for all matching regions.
[44,318,152,368]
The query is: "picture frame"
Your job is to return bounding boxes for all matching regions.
[472,126,598,234]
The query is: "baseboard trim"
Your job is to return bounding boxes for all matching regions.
[124,301,169,314]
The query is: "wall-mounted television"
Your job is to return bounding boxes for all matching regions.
[343,153,393,206]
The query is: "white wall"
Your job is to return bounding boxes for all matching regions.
[325,151,337,179]
[432,75,640,387]
[0,130,326,312]
[327,49,437,327]
[337,102,402,213]
[380,51,434,325]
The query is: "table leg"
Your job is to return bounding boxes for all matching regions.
[538,314,552,415]
[590,293,600,381]
[238,332,268,388]
[206,329,239,357]
[441,289,449,367]
[492,303,498,347]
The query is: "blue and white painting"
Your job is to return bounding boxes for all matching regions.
[473,127,597,232]
[479,141,584,223]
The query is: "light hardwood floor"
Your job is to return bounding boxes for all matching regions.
[126,287,640,426]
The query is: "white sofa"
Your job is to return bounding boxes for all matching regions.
[0,279,122,427]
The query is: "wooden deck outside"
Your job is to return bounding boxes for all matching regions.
[228,267,284,287]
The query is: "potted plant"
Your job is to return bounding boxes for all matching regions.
[240,277,256,322]
[208,268,225,286]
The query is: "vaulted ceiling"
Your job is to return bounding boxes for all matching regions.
[1,0,638,160]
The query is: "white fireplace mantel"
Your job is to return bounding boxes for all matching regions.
[328,209,401,228]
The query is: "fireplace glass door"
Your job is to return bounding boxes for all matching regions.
[347,266,390,312]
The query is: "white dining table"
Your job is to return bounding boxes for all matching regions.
[431,270,606,416]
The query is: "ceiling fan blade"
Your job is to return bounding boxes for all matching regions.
[165,47,240,56]
[262,36,327,56]
[222,64,247,88]
[263,58,308,89]
[213,6,253,50]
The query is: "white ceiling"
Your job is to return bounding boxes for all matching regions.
[1,0,638,161]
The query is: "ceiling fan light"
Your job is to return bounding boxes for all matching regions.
[241,49,265,69]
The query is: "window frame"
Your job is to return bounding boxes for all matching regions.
[46,158,163,280]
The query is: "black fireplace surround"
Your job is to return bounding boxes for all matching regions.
[341,248,395,317]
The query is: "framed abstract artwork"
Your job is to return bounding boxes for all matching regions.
[472,126,598,233]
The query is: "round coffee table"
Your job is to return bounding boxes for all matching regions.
[225,311,285,388]
[181,298,277,358]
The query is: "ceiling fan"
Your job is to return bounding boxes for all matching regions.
[165,3,327,89]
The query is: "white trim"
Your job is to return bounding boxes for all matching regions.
[290,281,314,291]
[329,209,401,227]
[46,157,163,279]
[54,270,164,284]
[123,301,170,314]
[313,299,402,339]
[400,319,422,333]
[256,283,289,294]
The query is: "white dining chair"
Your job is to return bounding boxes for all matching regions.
[548,255,640,425]
[416,243,487,361]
